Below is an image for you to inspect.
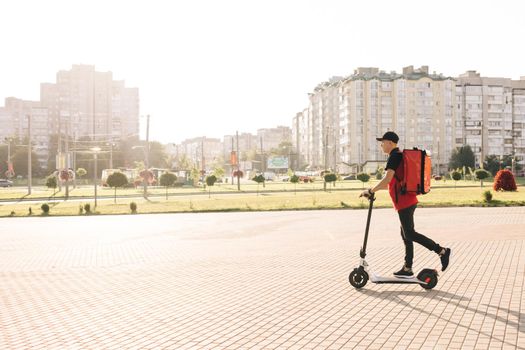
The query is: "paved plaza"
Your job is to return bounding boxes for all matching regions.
[0,206,524,349]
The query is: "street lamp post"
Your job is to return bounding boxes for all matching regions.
[132,145,149,198]
[27,114,32,195]
[90,147,101,208]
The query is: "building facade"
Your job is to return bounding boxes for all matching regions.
[3,97,49,169]
[40,64,139,141]
[455,71,525,167]
[293,66,525,174]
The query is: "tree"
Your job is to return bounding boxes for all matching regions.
[448,145,475,170]
[12,148,42,177]
[474,169,490,188]
[484,155,501,176]
[324,173,337,191]
[205,175,217,198]
[190,167,200,186]
[76,168,87,179]
[270,141,293,156]
[290,174,299,194]
[106,172,128,203]
[233,170,243,191]
[159,172,177,200]
[148,141,169,168]
[493,169,517,192]
[484,154,522,176]
[252,174,265,195]
[45,175,58,196]
[356,173,370,189]
[213,167,225,184]
[175,154,193,171]
[451,170,462,188]
[375,167,384,180]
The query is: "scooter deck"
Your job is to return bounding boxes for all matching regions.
[370,273,425,285]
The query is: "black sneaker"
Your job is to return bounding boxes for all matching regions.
[393,266,413,277]
[440,248,451,271]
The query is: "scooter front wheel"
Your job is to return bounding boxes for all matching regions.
[349,269,368,289]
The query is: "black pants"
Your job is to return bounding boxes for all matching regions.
[398,205,442,268]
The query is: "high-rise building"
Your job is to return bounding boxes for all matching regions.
[292,109,309,169]
[455,71,525,167]
[40,64,139,141]
[3,97,49,169]
[180,136,223,172]
[256,126,292,153]
[294,66,525,174]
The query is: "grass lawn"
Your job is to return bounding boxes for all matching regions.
[1,176,519,201]
[1,183,523,218]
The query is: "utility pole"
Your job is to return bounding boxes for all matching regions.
[236,131,240,191]
[94,152,98,208]
[27,114,32,195]
[109,142,113,169]
[437,140,441,175]
[57,114,62,191]
[201,137,205,177]
[65,121,69,199]
[358,142,361,173]
[231,136,234,185]
[6,138,11,167]
[144,114,150,198]
[260,136,265,173]
[324,126,329,171]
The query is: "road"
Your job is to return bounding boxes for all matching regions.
[0,207,524,349]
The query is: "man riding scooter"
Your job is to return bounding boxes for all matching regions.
[360,131,451,276]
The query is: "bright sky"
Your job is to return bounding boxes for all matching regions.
[1,0,524,144]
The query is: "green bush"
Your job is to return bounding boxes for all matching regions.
[107,172,129,203]
[130,202,137,214]
[356,173,371,188]
[324,173,337,183]
[451,170,462,188]
[84,203,91,214]
[474,169,490,188]
[46,175,57,190]
[483,190,493,203]
[41,203,50,215]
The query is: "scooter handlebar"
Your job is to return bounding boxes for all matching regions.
[359,190,375,201]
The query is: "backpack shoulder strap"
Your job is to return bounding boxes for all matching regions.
[393,149,403,182]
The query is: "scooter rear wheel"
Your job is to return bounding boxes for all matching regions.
[417,270,438,290]
[349,269,368,289]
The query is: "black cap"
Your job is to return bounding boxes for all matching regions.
[376,131,399,143]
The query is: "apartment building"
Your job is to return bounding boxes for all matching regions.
[0,107,14,142]
[455,71,525,167]
[3,97,49,169]
[256,126,292,152]
[292,109,309,169]
[180,137,223,171]
[40,64,139,141]
[297,66,459,173]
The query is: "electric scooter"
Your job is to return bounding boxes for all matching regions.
[348,192,438,290]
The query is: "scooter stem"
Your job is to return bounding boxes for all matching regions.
[360,193,375,258]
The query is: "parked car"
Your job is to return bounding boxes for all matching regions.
[343,175,356,180]
[0,179,13,187]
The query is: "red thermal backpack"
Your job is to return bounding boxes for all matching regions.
[400,148,432,195]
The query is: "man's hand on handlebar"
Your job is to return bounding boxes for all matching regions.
[359,188,374,198]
